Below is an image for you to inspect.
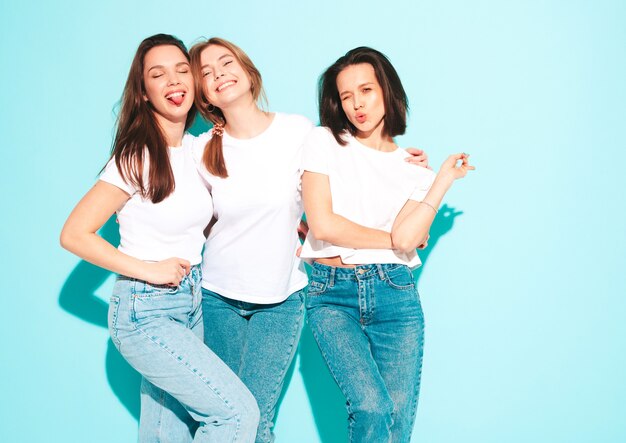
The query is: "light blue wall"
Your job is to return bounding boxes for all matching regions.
[2,0,625,441]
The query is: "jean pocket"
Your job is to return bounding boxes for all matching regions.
[132,285,193,323]
[383,265,416,290]
[134,282,179,297]
[108,296,122,349]
[306,280,327,297]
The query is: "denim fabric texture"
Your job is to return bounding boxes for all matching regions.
[201,288,305,443]
[108,265,260,443]
[306,262,425,443]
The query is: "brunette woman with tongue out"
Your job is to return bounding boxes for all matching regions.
[60,34,259,443]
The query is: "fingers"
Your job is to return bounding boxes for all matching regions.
[297,220,309,240]
[405,147,424,155]
[417,234,430,249]
[460,153,476,171]
[405,157,426,165]
[405,148,429,168]
[179,259,191,275]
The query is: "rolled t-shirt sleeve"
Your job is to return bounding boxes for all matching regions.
[99,158,136,196]
[301,127,333,176]
[409,167,437,201]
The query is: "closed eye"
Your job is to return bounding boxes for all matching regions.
[202,71,212,77]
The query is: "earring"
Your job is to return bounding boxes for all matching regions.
[207,103,215,112]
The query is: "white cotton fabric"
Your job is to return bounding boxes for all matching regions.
[299,127,437,269]
[99,134,213,265]
[193,113,314,304]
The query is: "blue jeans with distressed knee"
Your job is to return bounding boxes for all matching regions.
[108,265,260,443]
[306,262,425,443]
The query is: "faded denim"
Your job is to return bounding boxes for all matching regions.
[202,288,305,443]
[108,265,260,443]
[306,262,425,443]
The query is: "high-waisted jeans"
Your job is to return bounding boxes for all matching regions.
[202,288,305,443]
[306,262,425,443]
[137,287,304,443]
[108,265,260,442]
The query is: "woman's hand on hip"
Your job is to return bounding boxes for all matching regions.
[142,258,191,286]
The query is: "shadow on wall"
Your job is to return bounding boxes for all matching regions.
[58,215,141,421]
[298,204,463,443]
[57,195,464,439]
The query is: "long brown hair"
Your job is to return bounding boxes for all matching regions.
[189,37,266,178]
[109,34,196,203]
[319,47,408,146]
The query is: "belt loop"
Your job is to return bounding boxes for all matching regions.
[329,266,336,288]
[377,264,385,280]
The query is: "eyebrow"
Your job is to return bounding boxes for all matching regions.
[339,82,375,95]
[201,54,234,70]
[147,62,190,72]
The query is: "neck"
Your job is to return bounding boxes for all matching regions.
[221,97,272,139]
[155,114,186,147]
[355,120,396,151]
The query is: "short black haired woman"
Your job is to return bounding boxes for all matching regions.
[300,46,475,442]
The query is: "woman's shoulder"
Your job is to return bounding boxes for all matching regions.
[394,148,437,181]
[185,131,213,161]
[305,125,338,143]
[274,112,315,133]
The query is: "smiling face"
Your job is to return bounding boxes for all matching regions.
[336,63,386,138]
[142,44,194,126]
[198,44,253,109]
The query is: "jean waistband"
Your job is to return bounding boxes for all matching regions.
[311,262,407,280]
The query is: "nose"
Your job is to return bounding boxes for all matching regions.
[213,69,225,81]
[167,71,181,86]
[353,99,364,110]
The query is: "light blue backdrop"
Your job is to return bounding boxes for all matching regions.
[2,0,625,442]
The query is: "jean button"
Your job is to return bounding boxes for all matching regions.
[357,269,366,275]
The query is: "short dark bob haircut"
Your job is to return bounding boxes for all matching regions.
[319,46,408,146]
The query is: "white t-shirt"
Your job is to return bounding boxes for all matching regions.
[299,127,436,269]
[100,134,213,265]
[193,113,314,304]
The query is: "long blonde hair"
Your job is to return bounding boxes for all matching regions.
[189,38,267,178]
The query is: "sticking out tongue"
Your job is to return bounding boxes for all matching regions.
[168,94,185,106]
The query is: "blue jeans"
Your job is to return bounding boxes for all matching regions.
[306,262,425,443]
[108,265,260,443]
[202,288,305,443]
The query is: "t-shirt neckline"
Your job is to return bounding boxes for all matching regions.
[223,112,279,146]
[348,133,399,154]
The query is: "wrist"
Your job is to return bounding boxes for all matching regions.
[434,172,454,189]
[134,261,151,281]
